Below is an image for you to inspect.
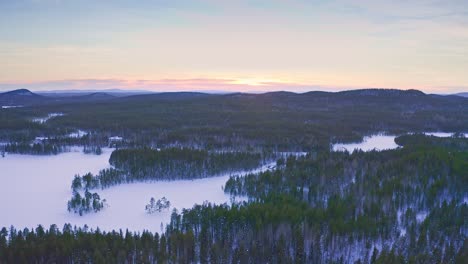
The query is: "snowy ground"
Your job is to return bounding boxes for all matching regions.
[1,105,23,109]
[32,112,64,124]
[0,148,274,232]
[332,135,399,152]
[332,132,467,152]
[67,130,89,138]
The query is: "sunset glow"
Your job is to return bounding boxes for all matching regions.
[1,0,467,93]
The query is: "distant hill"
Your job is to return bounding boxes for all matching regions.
[119,92,214,102]
[0,89,47,106]
[37,89,154,97]
[454,92,468,98]
[50,92,116,103]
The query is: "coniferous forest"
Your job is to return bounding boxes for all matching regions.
[1,135,467,263]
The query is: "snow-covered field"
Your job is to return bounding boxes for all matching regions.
[332,132,467,152]
[0,148,273,232]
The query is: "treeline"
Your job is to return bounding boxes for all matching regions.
[2,142,104,156]
[395,133,468,150]
[168,198,467,263]
[0,201,466,263]
[0,131,111,156]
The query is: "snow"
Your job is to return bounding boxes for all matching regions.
[399,228,407,237]
[416,211,428,223]
[424,132,468,138]
[67,130,88,138]
[332,132,467,153]
[0,149,275,232]
[332,135,399,152]
[1,105,23,109]
[32,113,65,124]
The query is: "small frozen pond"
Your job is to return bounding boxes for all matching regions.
[0,149,274,232]
[332,132,467,153]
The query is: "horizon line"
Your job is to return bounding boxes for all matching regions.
[1,78,467,94]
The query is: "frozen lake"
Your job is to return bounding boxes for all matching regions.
[0,149,273,232]
[332,132,467,152]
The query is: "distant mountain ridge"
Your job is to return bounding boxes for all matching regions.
[1,88,467,107]
[0,89,117,106]
[337,88,425,97]
[37,89,154,97]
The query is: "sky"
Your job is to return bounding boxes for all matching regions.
[0,0,467,93]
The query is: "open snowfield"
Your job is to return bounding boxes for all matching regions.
[332,135,399,152]
[0,148,273,232]
[332,132,467,152]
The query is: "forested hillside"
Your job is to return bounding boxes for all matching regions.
[1,89,467,151]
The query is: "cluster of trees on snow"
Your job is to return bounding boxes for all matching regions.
[109,147,270,180]
[3,142,64,155]
[64,147,269,215]
[82,145,102,155]
[69,148,271,191]
[67,174,106,216]
[0,131,110,156]
[67,191,106,216]
[145,197,171,214]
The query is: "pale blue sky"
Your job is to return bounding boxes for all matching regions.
[1,0,467,93]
